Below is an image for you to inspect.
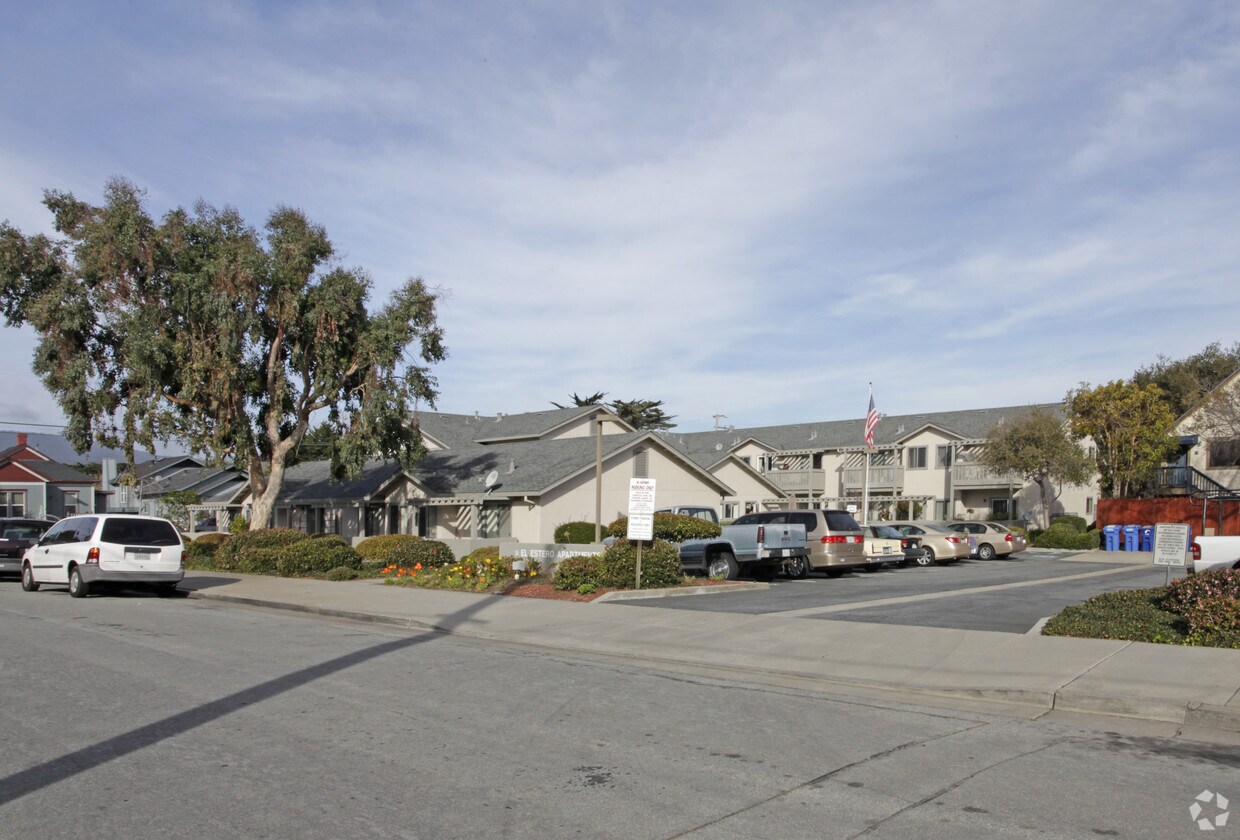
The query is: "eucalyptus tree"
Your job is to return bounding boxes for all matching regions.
[0,178,445,528]
[979,408,1093,527]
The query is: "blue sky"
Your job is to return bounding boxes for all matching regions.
[2,1,1238,439]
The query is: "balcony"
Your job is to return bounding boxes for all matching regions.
[843,465,904,492]
[764,469,826,494]
[952,463,1021,488]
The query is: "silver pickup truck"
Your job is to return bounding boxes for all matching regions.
[677,522,808,582]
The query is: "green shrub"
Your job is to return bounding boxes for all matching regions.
[1042,588,1187,644]
[214,528,310,571]
[462,545,502,565]
[1050,515,1087,533]
[1033,523,1099,550]
[554,521,602,544]
[229,516,249,535]
[235,547,280,575]
[184,533,229,569]
[355,534,455,567]
[326,566,362,581]
[605,512,721,542]
[1162,568,1240,613]
[273,535,362,577]
[1184,596,1240,648]
[553,554,607,591]
[597,539,685,590]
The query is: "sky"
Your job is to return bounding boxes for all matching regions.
[2,0,1239,442]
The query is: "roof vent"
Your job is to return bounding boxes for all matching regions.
[897,425,905,434]
[495,412,503,421]
[507,459,515,473]
[809,430,817,440]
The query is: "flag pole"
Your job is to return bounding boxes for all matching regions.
[862,383,873,525]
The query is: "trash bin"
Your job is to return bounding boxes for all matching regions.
[1103,525,1121,552]
[1123,525,1140,551]
[1140,525,1154,552]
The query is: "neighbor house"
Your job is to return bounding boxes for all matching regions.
[0,434,97,518]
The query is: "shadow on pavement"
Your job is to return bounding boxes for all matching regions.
[0,591,506,806]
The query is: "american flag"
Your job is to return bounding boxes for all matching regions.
[864,386,878,448]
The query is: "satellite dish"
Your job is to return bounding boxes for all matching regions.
[483,470,499,492]
[715,443,723,451]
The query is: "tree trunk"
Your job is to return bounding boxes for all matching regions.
[1038,477,1053,529]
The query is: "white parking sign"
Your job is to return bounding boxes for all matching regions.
[1152,523,1189,567]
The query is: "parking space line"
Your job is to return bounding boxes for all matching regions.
[766,565,1152,618]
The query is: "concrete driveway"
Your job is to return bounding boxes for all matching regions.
[613,551,1184,634]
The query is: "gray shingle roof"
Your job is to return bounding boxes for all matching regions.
[412,406,613,449]
[277,459,407,504]
[665,403,1064,454]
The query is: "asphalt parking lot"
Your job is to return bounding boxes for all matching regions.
[615,551,1185,634]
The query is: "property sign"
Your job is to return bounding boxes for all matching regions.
[627,478,656,541]
[1152,522,1190,567]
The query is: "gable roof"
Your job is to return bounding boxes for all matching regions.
[276,459,408,504]
[0,444,95,484]
[668,403,1065,455]
[413,406,627,450]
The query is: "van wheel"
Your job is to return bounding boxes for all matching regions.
[21,564,39,592]
[825,568,847,578]
[977,543,996,561]
[784,556,809,580]
[155,584,187,598]
[707,552,739,580]
[68,566,90,599]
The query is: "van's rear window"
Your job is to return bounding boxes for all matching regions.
[100,518,181,546]
[824,512,862,531]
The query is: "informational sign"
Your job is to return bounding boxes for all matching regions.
[1152,522,1190,568]
[627,478,656,541]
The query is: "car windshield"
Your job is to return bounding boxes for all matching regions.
[100,518,181,547]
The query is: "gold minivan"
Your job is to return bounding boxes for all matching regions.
[730,509,867,578]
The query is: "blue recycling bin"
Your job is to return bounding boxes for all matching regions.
[1103,525,1121,551]
[1140,526,1154,552]
[1122,525,1140,551]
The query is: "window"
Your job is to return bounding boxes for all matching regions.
[1086,497,1094,514]
[990,498,1009,517]
[907,447,927,469]
[0,491,26,517]
[62,490,80,516]
[323,508,340,535]
[1208,439,1240,468]
[936,446,953,468]
[633,448,648,478]
[722,502,738,520]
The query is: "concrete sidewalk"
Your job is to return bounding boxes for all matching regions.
[178,570,1240,737]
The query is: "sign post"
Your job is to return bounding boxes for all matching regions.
[627,478,656,589]
[1151,522,1190,585]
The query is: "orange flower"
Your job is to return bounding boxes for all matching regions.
[414,562,423,570]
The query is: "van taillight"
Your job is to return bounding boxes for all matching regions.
[757,525,765,544]
[1192,542,1201,561]
[822,535,844,544]
[86,546,100,564]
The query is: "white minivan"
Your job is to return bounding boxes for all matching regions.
[21,514,185,598]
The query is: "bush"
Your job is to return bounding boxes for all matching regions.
[1042,588,1187,644]
[596,539,685,589]
[354,534,456,567]
[214,528,310,571]
[273,535,362,577]
[1162,568,1240,613]
[1184,596,1240,648]
[184,533,229,569]
[554,521,602,544]
[553,554,607,591]
[462,545,502,565]
[1050,515,1087,533]
[604,512,721,542]
[1033,523,1099,550]
[326,566,362,581]
[229,516,249,535]
[235,547,280,575]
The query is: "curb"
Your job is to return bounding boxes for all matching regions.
[594,582,769,602]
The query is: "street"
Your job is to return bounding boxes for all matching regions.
[1,583,1236,839]
[616,553,1183,635]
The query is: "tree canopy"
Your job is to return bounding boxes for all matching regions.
[1132,341,1240,417]
[979,408,1094,527]
[552,392,677,430]
[0,179,446,529]
[1066,381,1179,498]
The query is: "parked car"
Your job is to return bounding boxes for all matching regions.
[884,521,972,564]
[678,521,808,581]
[945,521,1028,559]
[21,514,185,598]
[862,523,931,567]
[655,505,719,525]
[0,517,54,577]
[730,509,867,578]
[859,524,904,570]
[1189,536,1240,574]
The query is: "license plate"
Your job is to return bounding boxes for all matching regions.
[882,547,892,554]
[125,547,157,557]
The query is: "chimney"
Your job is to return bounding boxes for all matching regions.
[17,432,27,446]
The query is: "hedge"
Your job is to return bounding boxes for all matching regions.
[355,535,455,568]
[553,539,683,591]
[1042,588,1187,644]
[604,512,721,542]
[552,554,607,592]
[214,529,310,571]
[1162,568,1240,613]
[184,533,230,569]
[273,535,362,577]
[1032,523,1099,550]
[554,521,601,544]
[1049,515,1088,533]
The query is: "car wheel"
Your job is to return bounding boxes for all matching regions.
[921,547,936,565]
[68,566,90,599]
[707,552,739,580]
[784,556,809,580]
[21,563,39,592]
[977,543,996,561]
